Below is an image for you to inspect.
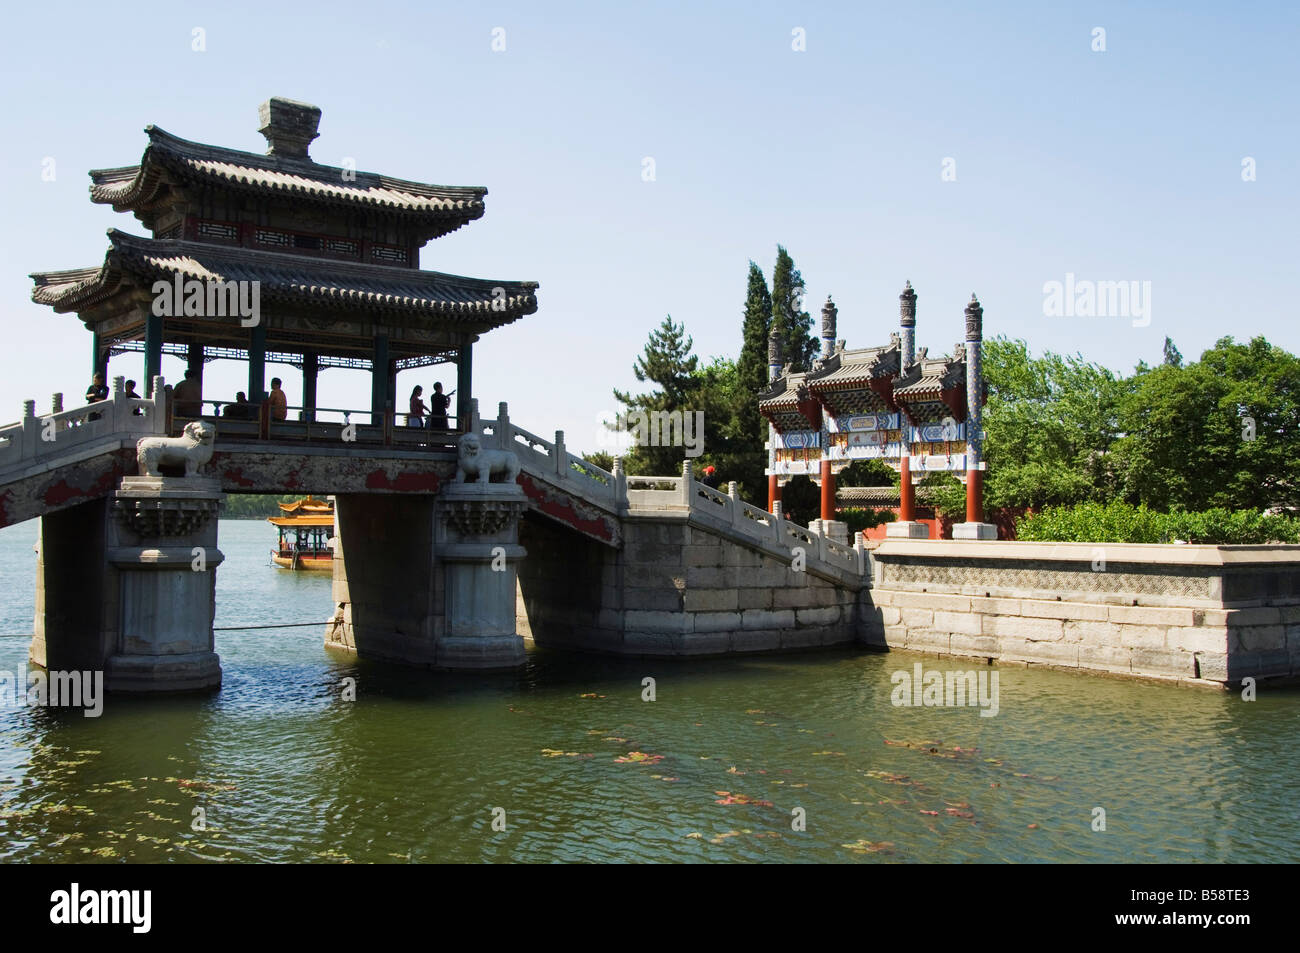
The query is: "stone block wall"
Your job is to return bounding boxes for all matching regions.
[516,511,861,656]
[864,540,1300,686]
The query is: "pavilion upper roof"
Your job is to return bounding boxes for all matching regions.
[31,230,538,331]
[89,124,487,238]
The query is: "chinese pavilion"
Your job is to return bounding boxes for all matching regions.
[30,97,538,430]
[759,284,993,540]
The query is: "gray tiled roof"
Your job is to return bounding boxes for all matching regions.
[31,230,538,324]
[90,126,486,234]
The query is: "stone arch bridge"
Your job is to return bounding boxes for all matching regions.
[0,378,870,690]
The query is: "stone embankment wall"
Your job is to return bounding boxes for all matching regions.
[864,540,1300,686]
[516,511,862,655]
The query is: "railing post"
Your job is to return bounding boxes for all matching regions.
[151,376,168,434]
[771,500,783,542]
[112,376,126,430]
[613,456,627,510]
[51,393,63,416]
[497,402,510,450]
[554,430,566,478]
[680,459,693,506]
[728,480,743,529]
[854,532,867,576]
[21,399,36,460]
[468,398,480,436]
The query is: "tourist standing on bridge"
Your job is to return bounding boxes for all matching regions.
[428,382,454,431]
[173,369,203,417]
[701,465,721,489]
[84,372,108,421]
[84,372,108,404]
[124,379,143,416]
[268,378,288,422]
[408,385,427,428]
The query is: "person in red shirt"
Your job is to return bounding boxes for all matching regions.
[408,385,427,428]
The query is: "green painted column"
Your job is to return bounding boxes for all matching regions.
[456,342,473,431]
[91,330,108,380]
[248,323,267,404]
[144,312,163,397]
[371,334,389,426]
[302,352,318,422]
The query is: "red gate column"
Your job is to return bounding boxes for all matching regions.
[819,458,834,521]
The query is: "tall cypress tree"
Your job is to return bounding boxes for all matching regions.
[770,245,816,372]
[737,261,773,442]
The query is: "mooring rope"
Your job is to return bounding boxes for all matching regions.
[213,621,325,631]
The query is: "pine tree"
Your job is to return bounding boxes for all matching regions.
[612,315,700,474]
[1162,336,1183,368]
[737,261,773,442]
[770,245,816,371]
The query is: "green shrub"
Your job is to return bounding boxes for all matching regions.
[838,507,898,533]
[1017,501,1300,544]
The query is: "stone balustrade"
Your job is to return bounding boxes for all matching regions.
[0,376,166,478]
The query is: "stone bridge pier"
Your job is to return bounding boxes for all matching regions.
[32,475,224,692]
[325,479,528,670]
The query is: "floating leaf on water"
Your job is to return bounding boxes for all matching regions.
[841,839,895,854]
[578,693,606,699]
[659,777,679,782]
[811,751,844,757]
[745,709,765,714]
[945,808,975,819]
[614,751,663,764]
[1027,823,1039,829]
[540,749,583,758]
[715,794,774,807]
[685,832,704,839]
[726,766,745,775]
[919,810,939,816]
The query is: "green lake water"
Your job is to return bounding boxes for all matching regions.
[0,518,1297,863]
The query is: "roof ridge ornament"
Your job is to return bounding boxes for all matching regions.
[258,97,321,159]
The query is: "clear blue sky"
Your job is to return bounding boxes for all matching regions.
[1,1,1296,453]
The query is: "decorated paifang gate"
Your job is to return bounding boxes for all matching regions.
[759,284,996,541]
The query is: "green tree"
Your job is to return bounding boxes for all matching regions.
[737,260,773,443]
[770,246,816,372]
[612,315,701,475]
[1162,336,1183,368]
[981,337,1125,509]
[1114,336,1300,512]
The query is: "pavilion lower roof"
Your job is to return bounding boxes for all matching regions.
[31,230,539,331]
[90,126,487,237]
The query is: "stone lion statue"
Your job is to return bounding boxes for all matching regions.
[455,432,520,484]
[137,420,216,477]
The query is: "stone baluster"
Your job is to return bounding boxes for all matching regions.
[21,399,36,459]
[771,500,784,543]
[112,375,126,429]
[468,397,481,436]
[497,402,510,450]
[854,531,867,576]
[680,459,693,506]
[150,376,167,434]
[555,430,566,478]
[613,456,627,509]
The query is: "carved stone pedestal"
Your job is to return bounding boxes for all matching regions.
[435,481,527,669]
[105,476,224,691]
[952,522,998,541]
[886,521,931,539]
[809,519,849,544]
